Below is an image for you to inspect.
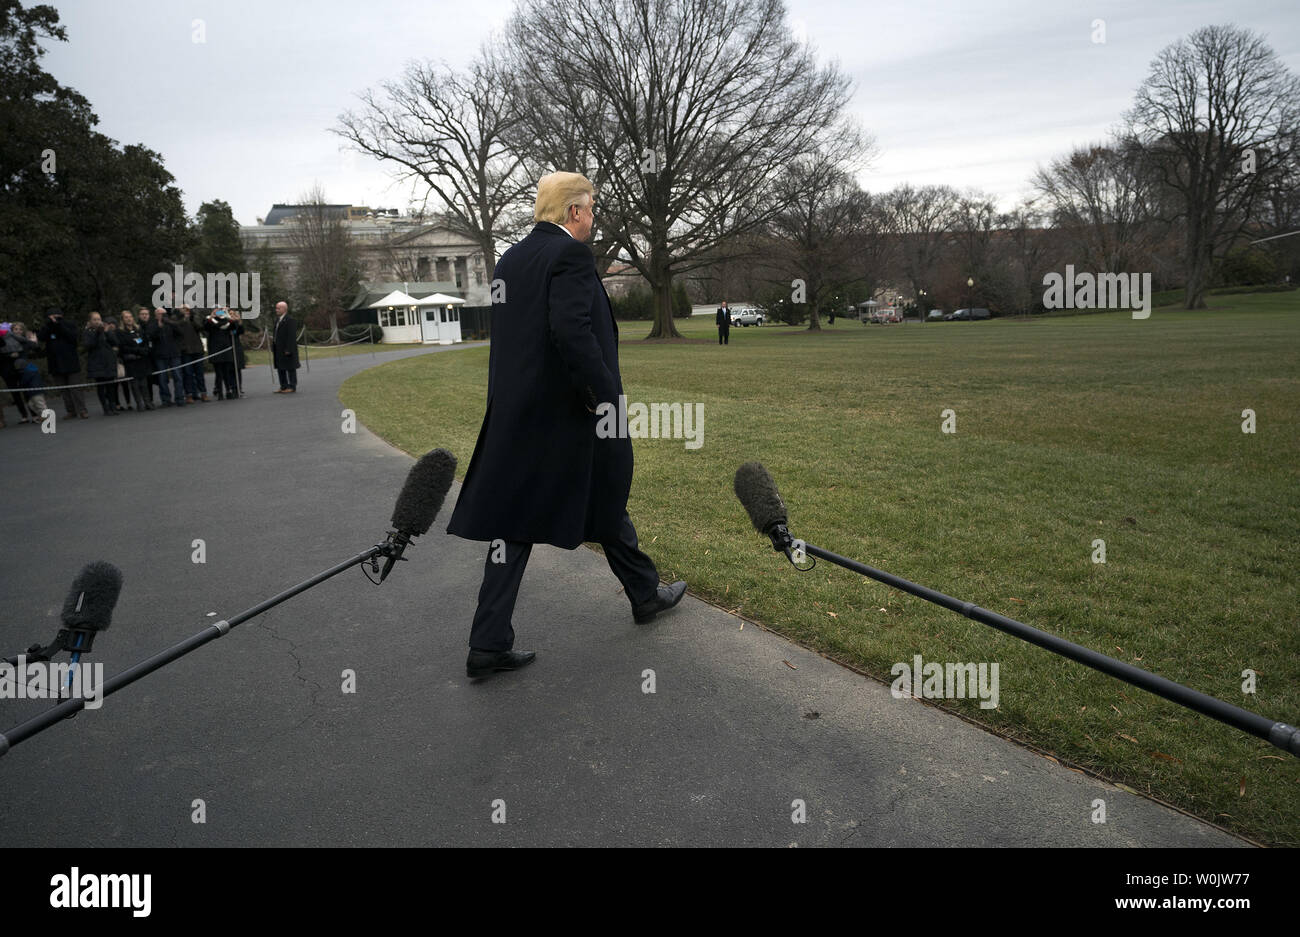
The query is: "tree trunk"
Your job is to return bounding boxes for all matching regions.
[1184,237,1210,310]
[644,248,682,339]
[328,312,340,344]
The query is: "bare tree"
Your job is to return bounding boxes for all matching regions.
[505,0,854,338]
[1032,142,1160,273]
[335,42,531,280]
[997,200,1052,317]
[287,184,362,343]
[1125,24,1300,308]
[952,190,999,283]
[888,183,961,321]
[846,192,897,313]
[501,69,628,277]
[769,137,872,330]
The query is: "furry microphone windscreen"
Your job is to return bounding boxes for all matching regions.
[391,448,458,536]
[60,561,124,632]
[733,461,788,535]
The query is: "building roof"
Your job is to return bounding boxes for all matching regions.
[263,203,354,226]
[348,280,464,311]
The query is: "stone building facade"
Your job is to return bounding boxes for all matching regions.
[240,205,492,307]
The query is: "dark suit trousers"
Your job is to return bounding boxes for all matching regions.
[468,512,660,651]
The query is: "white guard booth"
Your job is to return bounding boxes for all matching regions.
[369,290,422,343]
[415,292,465,345]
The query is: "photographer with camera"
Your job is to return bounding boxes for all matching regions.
[204,306,240,400]
[146,307,186,407]
[176,305,210,403]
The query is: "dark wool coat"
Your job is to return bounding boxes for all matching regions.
[83,327,119,380]
[39,317,81,375]
[146,318,183,359]
[272,315,300,370]
[447,223,632,549]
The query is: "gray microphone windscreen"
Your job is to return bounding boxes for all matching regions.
[391,448,457,536]
[60,561,124,632]
[734,461,788,535]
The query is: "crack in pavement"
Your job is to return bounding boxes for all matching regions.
[253,614,324,708]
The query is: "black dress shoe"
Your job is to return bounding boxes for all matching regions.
[466,648,536,678]
[633,580,688,624]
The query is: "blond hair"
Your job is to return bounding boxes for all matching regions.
[534,171,594,225]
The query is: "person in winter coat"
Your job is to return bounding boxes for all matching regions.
[203,307,240,400]
[229,309,246,396]
[0,322,45,426]
[176,305,209,403]
[146,308,186,407]
[447,172,686,680]
[271,301,300,393]
[37,307,88,419]
[118,309,153,411]
[0,322,30,426]
[83,312,121,416]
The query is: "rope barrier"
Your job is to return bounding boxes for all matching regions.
[8,345,240,394]
[298,334,372,349]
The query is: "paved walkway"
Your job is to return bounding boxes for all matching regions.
[0,348,1246,846]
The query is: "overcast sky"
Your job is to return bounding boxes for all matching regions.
[40,0,1300,225]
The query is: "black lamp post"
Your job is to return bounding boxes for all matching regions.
[967,277,974,320]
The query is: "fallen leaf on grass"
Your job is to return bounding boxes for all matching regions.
[1118,734,1139,744]
[1150,751,1182,764]
[1111,705,1122,716]
[827,611,838,619]
[782,660,797,670]
[1239,776,1247,797]
[1044,755,1060,766]
[1007,597,1026,604]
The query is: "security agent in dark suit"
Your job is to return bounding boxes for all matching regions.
[716,301,731,344]
[447,171,687,679]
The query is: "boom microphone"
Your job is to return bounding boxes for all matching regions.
[59,561,123,653]
[380,448,458,581]
[733,461,795,557]
[3,449,464,756]
[732,461,1300,759]
[3,562,123,667]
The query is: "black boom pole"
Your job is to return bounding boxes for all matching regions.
[0,545,385,756]
[801,541,1300,758]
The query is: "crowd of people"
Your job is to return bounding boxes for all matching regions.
[0,305,250,426]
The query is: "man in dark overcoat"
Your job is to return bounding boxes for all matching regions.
[447,171,687,679]
[272,301,300,393]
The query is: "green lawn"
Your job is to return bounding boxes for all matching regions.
[341,295,1300,845]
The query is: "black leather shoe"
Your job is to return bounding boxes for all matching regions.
[466,648,536,678]
[633,580,687,624]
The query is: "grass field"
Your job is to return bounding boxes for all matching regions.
[341,293,1300,845]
